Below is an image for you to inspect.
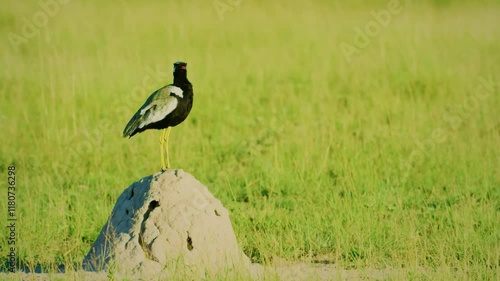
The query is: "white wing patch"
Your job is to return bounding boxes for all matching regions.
[170,86,183,98]
[139,104,153,116]
[138,98,178,129]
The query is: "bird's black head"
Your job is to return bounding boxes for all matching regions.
[173,61,187,73]
[173,61,190,85]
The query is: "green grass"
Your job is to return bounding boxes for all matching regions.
[1,0,499,279]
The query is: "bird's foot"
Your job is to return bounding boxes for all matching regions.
[160,165,172,172]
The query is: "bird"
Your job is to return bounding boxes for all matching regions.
[122,61,193,170]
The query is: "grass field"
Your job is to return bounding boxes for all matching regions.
[1,0,499,279]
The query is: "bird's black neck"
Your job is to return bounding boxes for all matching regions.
[173,72,191,87]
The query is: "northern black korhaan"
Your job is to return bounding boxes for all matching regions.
[123,61,193,170]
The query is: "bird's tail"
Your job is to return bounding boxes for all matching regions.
[122,113,142,138]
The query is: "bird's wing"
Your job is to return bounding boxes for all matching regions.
[122,85,183,137]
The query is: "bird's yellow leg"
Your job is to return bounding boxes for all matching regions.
[164,127,172,169]
[160,129,167,170]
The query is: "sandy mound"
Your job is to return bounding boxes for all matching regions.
[82,169,255,279]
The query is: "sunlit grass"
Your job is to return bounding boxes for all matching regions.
[1,0,499,279]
